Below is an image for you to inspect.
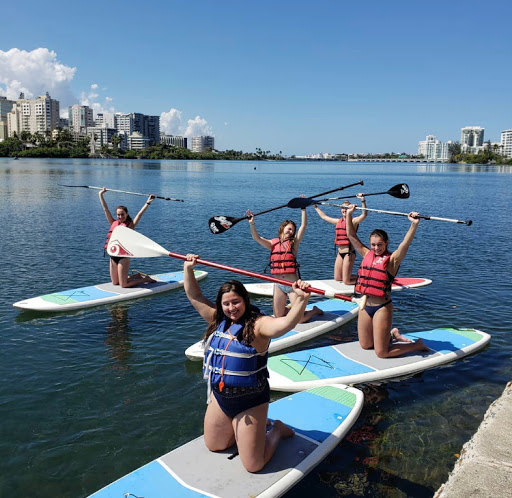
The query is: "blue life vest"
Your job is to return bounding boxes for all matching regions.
[203,319,268,396]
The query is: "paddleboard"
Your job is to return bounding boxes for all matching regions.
[244,276,432,297]
[13,270,208,312]
[185,298,360,361]
[268,328,491,392]
[88,384,364,498]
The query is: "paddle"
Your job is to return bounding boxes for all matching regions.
[319,203,473,225]
[287,183,410,209]
[107,226,363,305]
[208,179,364,234]
[58,184,185,202]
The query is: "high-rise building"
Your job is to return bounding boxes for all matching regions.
[460,126,484,153]
[191,135,214,152]
[96,112,115,129]
[417,135,451,161]
[0,96,15,140]
[160,133,187,148]
[7,92,60,137]
[500,130,512,159]
[68,105,94,133]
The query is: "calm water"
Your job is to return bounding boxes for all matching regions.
[1,158,511,497]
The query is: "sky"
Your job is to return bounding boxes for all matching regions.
[1,0,511,155]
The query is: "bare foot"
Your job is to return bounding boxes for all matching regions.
[273,420,295,439]
[143,275,157,283]
[391,328,413,343]
[313,306,324,316]
[413,338,429,352]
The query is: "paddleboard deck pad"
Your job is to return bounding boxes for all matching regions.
[268,328,490,391]
[244,277,432,297]
[89,384,363,498]
[13,270,208,312]
[185,298,359,361]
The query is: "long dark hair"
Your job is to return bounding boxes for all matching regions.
[202,280,260,345]
[116,205,133,226]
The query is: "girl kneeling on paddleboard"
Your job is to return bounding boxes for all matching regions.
[99,187,156,288]
[246,208,322,323]
[183,254,311,472]
[313,193,367,284]
[346,205,428,358]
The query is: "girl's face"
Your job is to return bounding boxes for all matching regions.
[282,223,296,239]
[116,208,128,222]
[341,207,348,218]
[221,291,246,322]
[370,235,387,256]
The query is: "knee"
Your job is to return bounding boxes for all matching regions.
[375,349,390,359]
[242,457,265,473]
[359,342,374,350]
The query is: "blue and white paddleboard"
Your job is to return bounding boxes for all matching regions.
[268,328,491,392]
[185,298,360,360]
[89,384,363,498]
[244,276,432,297]
[13,270,208,312]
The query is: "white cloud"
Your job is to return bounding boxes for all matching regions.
[0,48,76,104]
[160,109,214,137]
[184,115,213,137]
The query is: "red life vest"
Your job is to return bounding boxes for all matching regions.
[334,218,350,246]
[355,250,394,298]
[104,220,129,250]
[269,238,299,275]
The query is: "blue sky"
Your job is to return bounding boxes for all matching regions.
[1,0,511,155]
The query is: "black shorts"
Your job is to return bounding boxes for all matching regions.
[212,377,270,418]
[110,256,126,264]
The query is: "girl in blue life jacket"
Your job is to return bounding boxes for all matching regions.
[345,204,429,358]
[183,254,311,473]
[99,187,156,287]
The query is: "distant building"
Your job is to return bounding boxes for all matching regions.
[7,92,60,137]
[191,135,214,152]
[418,135,451,161]
[160,133,187,148]
[460,126,484,153]
[501,130,512,159]
[68,105,94,133]
[0,96,15,140]
[128,131,150,150]
[96,112,115,129]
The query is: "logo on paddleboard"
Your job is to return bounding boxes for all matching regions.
[107,239,133,257]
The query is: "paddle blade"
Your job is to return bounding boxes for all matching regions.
[208,215,244,234]
[107,226,169,258]
[388,183,410,199]
[287,197,315,209]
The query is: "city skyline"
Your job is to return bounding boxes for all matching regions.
[1,0,511,155]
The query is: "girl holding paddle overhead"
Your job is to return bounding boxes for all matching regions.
[183,254,311,472]
[99,187,156,288]
[345,204,429,358]
[313,193,367,284]
[246,208,323,323]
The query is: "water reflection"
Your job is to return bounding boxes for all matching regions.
[417,163,512,174]
[104,305,132,367]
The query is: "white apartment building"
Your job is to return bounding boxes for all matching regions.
[160,133,187,148]
[128,131,150,150]
[417,135,451,161]
[68,105,94,133]
[461,126,484,153]
[7,92,60,137]
[0,96,15,140]
[116,113,134,135]
[191,135,214,152]
[95,112,116,129]
[501,130,512,159]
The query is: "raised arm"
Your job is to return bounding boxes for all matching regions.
[246,210,272,250]
[132,194,156,228]
[99,187,115,225]
[313,205,339,225]
[389,212,420,274]
[352,193,368,227]
[255,281,311,339]
[294,208,307,246]
[346,204,369,257]
[183,254,216,322]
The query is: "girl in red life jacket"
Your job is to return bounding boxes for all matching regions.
[183,253,312,473]
[346,204,429,358]
[99,187,156,288]
[313,193,367,284]
[246,208,323,323]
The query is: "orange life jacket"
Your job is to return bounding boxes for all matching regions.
[355,250,394,298]
[269,238,299,275]
[335,218,350,246]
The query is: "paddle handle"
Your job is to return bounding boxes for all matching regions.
[168,251,354,302]
[59,184,184,202]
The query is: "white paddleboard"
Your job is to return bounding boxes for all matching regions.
[184,298,360,361]
[268,328,491,392]
[13,270,208,312]
[244,276,432,297]
[88,384,364,498]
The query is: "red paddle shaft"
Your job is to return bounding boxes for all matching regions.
[168,251,353,302]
